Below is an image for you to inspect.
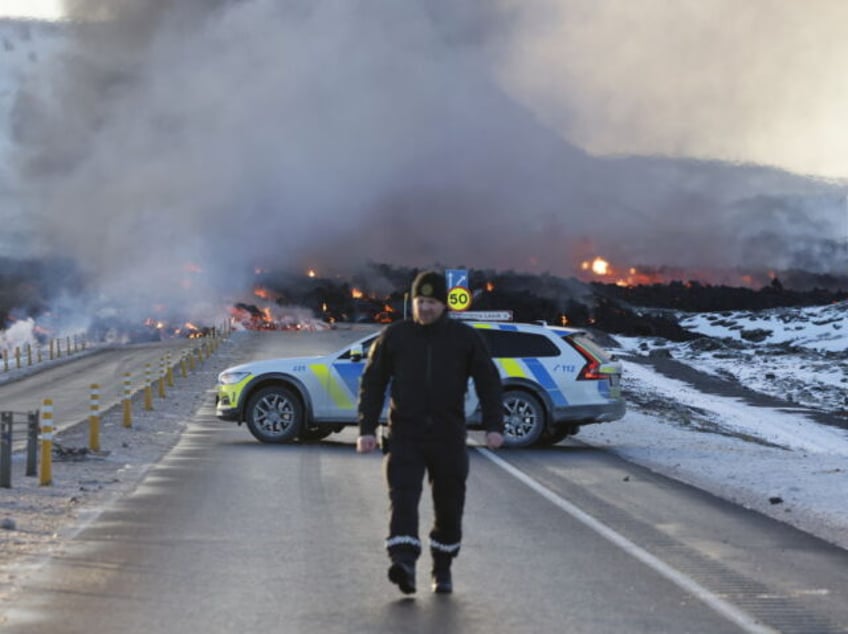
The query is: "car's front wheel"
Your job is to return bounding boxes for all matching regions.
[245,386,303,443]
[502,390,545,448]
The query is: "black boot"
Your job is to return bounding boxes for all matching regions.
[431,554,453,594]
[431,568,452,594]
[388,561,416,595]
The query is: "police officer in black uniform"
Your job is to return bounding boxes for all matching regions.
[356,270,504,595]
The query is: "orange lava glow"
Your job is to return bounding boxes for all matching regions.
[577,255,771,288]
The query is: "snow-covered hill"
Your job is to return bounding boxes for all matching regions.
[620,300,847,414]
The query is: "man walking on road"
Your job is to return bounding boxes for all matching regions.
[356,270,505,595]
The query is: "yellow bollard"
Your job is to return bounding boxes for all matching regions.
[66,335,71,356]
[40,398,54,486]
[122,372,133,428]
[15,346,21,369]
[158,358,166,399]
[180,355,187,378]
[2,349,7,372]
[37,345,42,364]
[89,384,101,452]
[26,343,32,366]
[166,352,174,387]
[144,363,154,411]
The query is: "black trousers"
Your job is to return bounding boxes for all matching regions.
[383,435,469,566]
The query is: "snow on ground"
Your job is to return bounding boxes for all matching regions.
[578,300,848,550]
[578,360,848,551]
[681,300,846,353]
[627,300,847,414]
[616,360,846,454]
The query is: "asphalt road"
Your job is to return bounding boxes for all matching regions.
[0,339,207,438]
[2,331,848,633]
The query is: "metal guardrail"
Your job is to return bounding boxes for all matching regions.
[0,410,40,488]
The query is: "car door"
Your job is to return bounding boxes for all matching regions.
[318,334,379,422]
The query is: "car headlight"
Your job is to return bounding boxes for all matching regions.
[218,370,251,385]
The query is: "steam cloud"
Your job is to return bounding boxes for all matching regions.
[7,0,848,321]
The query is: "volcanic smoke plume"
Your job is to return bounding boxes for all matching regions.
[6,0,848,320]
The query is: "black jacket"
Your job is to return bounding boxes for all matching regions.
[358,313,504,441]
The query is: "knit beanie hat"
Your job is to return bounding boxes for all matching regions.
[411,270,447,304]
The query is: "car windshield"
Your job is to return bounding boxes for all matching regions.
[336,335,379,360]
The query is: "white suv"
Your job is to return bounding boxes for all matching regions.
[216,321,625,448]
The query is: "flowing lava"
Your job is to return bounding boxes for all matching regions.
[254,287,274,301]
[578,256,777,289]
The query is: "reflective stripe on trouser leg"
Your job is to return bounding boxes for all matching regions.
[386,535,422,550]
[430,540,457,573]
[430,539,461,556]
[386,535,421,564]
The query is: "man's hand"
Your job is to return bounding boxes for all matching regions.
[356,434,378,453]
[485,431,504,450]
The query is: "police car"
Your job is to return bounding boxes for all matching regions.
[216,321,625,448]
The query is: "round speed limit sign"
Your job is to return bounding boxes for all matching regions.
[447,286,472,311]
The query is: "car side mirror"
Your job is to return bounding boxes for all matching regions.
[350,345,364,362]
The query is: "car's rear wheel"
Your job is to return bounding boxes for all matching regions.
[502,390,545,448]
[537,425,573,447]
[245,386,303,444]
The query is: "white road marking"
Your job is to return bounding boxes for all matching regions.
[476,447,780,634]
